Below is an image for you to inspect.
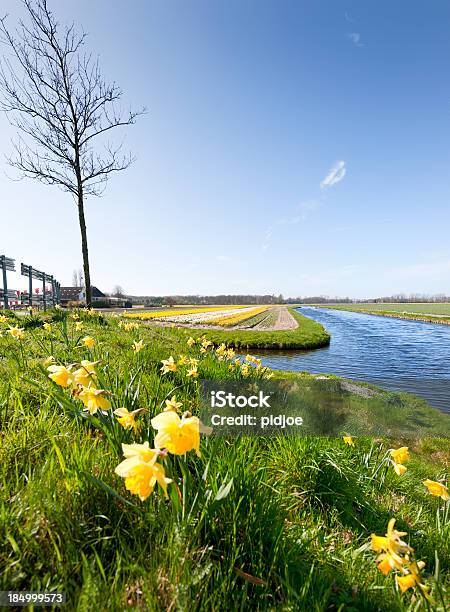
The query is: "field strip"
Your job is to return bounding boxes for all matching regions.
[268,306,298,330]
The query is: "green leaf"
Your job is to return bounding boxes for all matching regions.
[214,477,233,501]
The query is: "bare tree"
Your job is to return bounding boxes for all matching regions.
[0,0,144,306]
[112,284,125,298]
[77,268,84,288]
[72,267,83,287]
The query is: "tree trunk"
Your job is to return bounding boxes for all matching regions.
[77,191,92,308]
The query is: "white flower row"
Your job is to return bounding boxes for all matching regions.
[157,307,256,324]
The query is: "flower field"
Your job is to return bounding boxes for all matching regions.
[124,305,270,327]
[124,306,248,322]
[202,306,269,327]
[0,309,448,610]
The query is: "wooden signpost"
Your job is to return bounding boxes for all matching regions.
[0,254,60,310]
[21,264,61,310]
[0,255,16,310]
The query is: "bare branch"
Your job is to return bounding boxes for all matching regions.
[0,0,144,198]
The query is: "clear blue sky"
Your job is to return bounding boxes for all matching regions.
[1,0,450,298]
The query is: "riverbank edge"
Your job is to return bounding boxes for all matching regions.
[180,308,331,350]
[270,369,450,435]
[302,305,450,325]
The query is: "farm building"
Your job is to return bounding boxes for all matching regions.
[59,286,131,308]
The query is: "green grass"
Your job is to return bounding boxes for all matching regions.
[312,303,450,324]
[0,310,449,611]
[181,308,331,349]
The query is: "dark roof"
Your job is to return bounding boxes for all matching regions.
[60,287,82,300]
[91,286,105,298]
[60,286,105,300]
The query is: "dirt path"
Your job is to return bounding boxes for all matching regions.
[253,306,298,331]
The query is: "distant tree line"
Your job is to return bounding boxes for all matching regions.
[128,294,285,306]
[115,292,450,307]
[285,294,450,304]
[285,296,354,304]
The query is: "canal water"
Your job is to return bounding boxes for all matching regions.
[259,307,450,413]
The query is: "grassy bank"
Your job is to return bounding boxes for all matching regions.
[0,311,449,611]
[181,308,331,349]
[310,303,450,325]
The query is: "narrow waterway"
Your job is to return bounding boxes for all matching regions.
[260,307,450,412]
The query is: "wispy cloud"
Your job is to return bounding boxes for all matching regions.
[262,201,320,251]
[275,215,303,226]
[275,200,320,226]
[216,255,231,262]
[261,228,273,252]
[345,11,355,24]
[347,32,363,47]
[320,160,346,189]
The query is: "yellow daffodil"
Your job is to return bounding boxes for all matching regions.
[390,447,410,464]
[160,356,176,374]
[389,447,409,476]
[245,354,255,363]
[371,519,412,575]
[82,336,95,348]
[376,553,404,576]
[55,304,62,310]
[43,355,55,366]
[396,560,426,593]
[122,441,159,462]
[201,339,212,349]
[241,364,251,377]
[132,339,144,353]
[115,442,171,500]
[78,387,111,414]
[216,343,227,355]
[151,411,207,456]
[392,462,407,476]
[186,366,198,378]
[72,360,98,387]
[343,436,354,446]
[124,322,139,332]
[371,534,389,553]
[43,322,52,331]
[189,357,199,367]
[423,479,449,501]
[114,407,142,432]
[75,321,84,332]
[0,315,8,324]
[8,326,25,340]
[47,364,74,388]
[187,337,195,347]
[226,348,235,360]
[164,396,183,412]
[178,355,189,366]
[235,358,241,366]
[70,313,80,320]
